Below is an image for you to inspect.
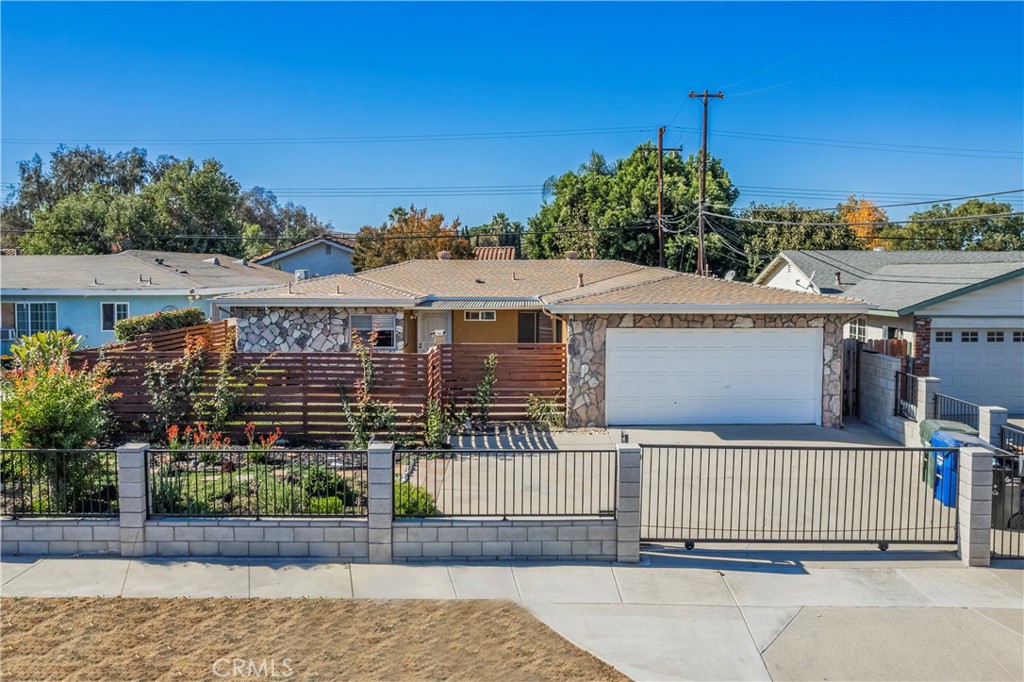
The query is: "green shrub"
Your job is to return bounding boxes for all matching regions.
[340,330,400,448]
[421,399,454,448]
[307,496,350,514]
[525,394,566,428]
[473,354,498,425]
[302,466,346,497]
[8,331,84,368]
[394,482,438,516]
[114,308,206,343]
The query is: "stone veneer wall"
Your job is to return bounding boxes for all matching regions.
[565,313,849,428]
[230,306,405,353]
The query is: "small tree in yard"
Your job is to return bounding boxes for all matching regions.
[472,354,498,426]
[340,328,400,448]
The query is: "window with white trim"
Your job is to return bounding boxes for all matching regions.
[351,314,397,349]
[935,331,952,343]
[1014,331,1024,343]
[961,331,979,343]
[848,318,867,341]
[15,302,57,337]
[987,331,1005,343]
[464,310,496,322]
[101,302,130,331]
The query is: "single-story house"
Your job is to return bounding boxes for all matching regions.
[754,250,1024,413]
[214,255,868,428]
[0,250,292,353]
[251,233,356,277]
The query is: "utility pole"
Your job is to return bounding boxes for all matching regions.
[657,126,665,268]
[688,89,724,276]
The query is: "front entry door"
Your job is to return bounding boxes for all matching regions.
[417,311,451,351]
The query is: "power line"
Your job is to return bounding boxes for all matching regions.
[704,210,1023,228]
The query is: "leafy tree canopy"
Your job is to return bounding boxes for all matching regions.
[879,199,1022,251]
[523,144,739,266]
[354,206,472,270]
[2,146,330,257]
[463,212,525,254]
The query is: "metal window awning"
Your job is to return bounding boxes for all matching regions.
[415,298,542,310]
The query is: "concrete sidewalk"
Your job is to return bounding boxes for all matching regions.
[3,549,1022,681]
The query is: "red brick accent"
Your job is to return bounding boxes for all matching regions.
[913,316,931,376]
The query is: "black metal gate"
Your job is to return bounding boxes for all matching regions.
[640,445,959,546]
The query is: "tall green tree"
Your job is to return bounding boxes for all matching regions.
[879,199,1022,250]
[18,187,114,255]
[738,203,863,280]
[464,212,525,254]
[524,144,738,268]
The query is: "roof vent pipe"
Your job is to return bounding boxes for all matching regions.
[437,250,451,260]
[565,250,579,260]
[577,273,584,288]
[834,271,842,286]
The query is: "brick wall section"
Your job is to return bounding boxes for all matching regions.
[142,519,369,559]
[0,519,120,556]
[392,519,618,561]
[913,316,931,376]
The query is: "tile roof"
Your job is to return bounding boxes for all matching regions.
[474,246,517,260]
[0,250,294,292]
[763,250,1024,311]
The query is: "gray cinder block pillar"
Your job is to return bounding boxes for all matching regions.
[917,376,941,421]
[367,442,396,564]
[116,443,150,557]
[958,446,992,567]
[615,443,641,563]
[978,406,1008,447]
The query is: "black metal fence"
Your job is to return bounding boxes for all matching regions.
[0,449,119,518]
[640,445,960,545]
[934,393,980,431]
[992,451,1023,559]
[895,371,919,420]
[1000,425,1024,455]
[394,449,618,517]
[147,449,368,517]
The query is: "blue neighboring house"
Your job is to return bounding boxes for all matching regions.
[251,233,356,277]
[0,250,293,353]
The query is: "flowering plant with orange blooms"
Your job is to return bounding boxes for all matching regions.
[0,331,120,449]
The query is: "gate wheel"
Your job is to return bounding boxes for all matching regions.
[684,541,695,550]
[878,542,889,551]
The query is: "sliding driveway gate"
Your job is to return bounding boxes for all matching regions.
[640,445,959,548]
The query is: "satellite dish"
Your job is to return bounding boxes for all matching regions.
[724,270,736,281]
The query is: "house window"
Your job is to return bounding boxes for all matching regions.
[934,331,953,343]
[848,319,867,342]
[464,311,496,322]
[518,311,539,343]
[15,302,57,337]
[351,314,397,349]
[987,331,1005,343]
[885,326,903,340]
[961,331,979,343]
[1014,331,1024,343]
[101,302,130,331]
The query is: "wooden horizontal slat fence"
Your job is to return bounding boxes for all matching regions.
[75,342,566,442]
[430,343,566,421]
[866,338,910,371]
[120,320,232,352]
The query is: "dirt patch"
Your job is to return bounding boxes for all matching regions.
[1,598,628,681]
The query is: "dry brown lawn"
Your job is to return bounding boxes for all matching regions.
[1,598,628,682]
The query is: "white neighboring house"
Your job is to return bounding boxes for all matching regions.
[251,233,355,277]
[755,250,1024,414]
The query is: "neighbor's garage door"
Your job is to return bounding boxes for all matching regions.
[930,329,1024,414]
[605,328,823,425]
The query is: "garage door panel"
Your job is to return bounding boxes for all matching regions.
[930,329,1024,413]
[606,328,823,425]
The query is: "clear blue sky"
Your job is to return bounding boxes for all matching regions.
[2,1,1022,227]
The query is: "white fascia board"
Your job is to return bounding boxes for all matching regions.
[545,303,874,315]
[0,286,276,297]
[751,254,803,286]
[214,297,420,308]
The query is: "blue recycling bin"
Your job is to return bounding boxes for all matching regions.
[930,431,988,507]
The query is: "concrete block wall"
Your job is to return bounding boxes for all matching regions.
[858,350,939,446]
[392,518,618,561]
[0,519,120,556]
[139,519,369,559]
[958,447,993,567]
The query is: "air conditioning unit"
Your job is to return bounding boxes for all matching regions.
[0,329,17,342]
[295,269,311,282]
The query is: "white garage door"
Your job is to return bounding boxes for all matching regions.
[930,329,1024,414]
[605,328,823,425]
